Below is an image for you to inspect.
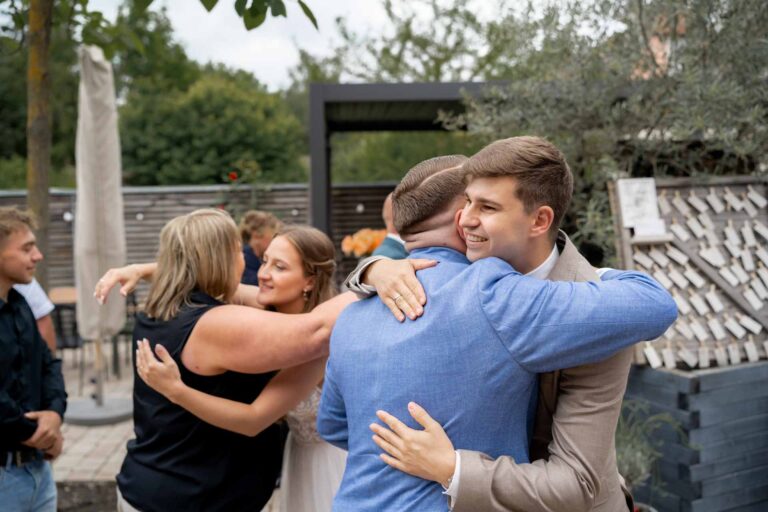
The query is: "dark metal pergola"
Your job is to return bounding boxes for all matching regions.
[308,82,492,235]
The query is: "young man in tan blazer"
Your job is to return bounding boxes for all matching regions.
[350,137,638,511]
[447,232,635,512]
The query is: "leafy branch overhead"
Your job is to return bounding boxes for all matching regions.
[0,0,317,57]
[0,0,316,289]
[286,0,767,264]
[211,0,317,30]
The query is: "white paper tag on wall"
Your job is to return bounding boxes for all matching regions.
[617,178,662,228]
[747,186,767,208]
[670,223,691,242]
[705,289,724,313]
[744,340,760,363]
[662,347,677,369]
[643,344,663,369]
[739,315,763,335]
[706,190,725,213]
[714,346,730,366]
[635,218,668,238]
[698,346,711,368]
[678,346,698,368]
[728,343,742,365]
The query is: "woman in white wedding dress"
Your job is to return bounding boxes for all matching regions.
[135,225,346,512]
[280,387,346,511]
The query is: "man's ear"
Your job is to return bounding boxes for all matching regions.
[530,206,554,238]
[454,208,466,242]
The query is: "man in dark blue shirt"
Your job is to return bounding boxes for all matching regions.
[0,207,67,511]
[238,210,282,285]
[372,193,409,260]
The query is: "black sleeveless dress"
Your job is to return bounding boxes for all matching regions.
[117,291,282,512]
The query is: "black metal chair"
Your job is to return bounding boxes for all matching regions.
[112,292,138,378]
[51,303,86,395]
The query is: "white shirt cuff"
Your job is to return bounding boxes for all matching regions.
[347,256,388,295]
[595,267,614,278]
[442,451,461,509]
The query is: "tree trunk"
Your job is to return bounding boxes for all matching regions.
[26,0,54,290]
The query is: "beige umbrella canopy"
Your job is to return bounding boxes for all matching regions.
[75,45,126,336]
[69,45,130,424]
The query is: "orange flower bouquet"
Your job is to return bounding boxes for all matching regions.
[341,228,387,258]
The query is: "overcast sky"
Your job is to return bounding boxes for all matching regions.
[89,0,389,91]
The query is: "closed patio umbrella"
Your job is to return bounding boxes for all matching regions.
[67,45,131,425]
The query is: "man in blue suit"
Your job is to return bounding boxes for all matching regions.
[317,153,676,512]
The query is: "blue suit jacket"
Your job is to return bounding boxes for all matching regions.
[371,235,408,260]
[318,247,676,512]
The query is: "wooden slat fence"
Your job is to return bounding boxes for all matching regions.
[0,182,396,294]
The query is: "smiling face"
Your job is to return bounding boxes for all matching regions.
[0,227,43,289]
[256,235,314,314]
[460,176,551,272]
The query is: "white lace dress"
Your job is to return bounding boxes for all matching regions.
[279,387,347,512]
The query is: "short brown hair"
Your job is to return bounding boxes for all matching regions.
[0,207,37,246]
[239,210,283,243]
[463,136,573,236]
[392,155,468,235]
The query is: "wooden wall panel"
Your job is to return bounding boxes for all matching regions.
[0,182,397,294]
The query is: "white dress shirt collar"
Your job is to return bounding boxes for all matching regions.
[386,233,405,245]
[525,244,559,280]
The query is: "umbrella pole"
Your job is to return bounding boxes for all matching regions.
[65,334,131,425]
[93,337,105,406]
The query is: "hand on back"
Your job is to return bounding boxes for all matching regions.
[135,338,184,402]
[364,258,436,321]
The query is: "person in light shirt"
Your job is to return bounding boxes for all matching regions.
[14,278,56,352]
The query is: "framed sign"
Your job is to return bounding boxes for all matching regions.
[616,178,661,228]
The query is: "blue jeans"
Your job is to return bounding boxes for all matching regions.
[0,454,57,512]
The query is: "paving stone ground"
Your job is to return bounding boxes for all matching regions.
[53,340,134,483]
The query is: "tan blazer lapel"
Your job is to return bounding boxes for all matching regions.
[549,232,599,283]
[455,231,635,512]
[530,232,599,461]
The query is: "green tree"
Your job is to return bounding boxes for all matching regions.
[121,71,305,185]
[457,0,768,260]
[1,24,79,169]
[287,0,505,182]
[0,37,28,161]
[331,132,483,183]
[111,3,202,99]
[0,0,318,287]
[282,48,345,151]
[311,0,518,82]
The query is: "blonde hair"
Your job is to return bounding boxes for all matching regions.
[276,225,337,313]
[144,209,241,321]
